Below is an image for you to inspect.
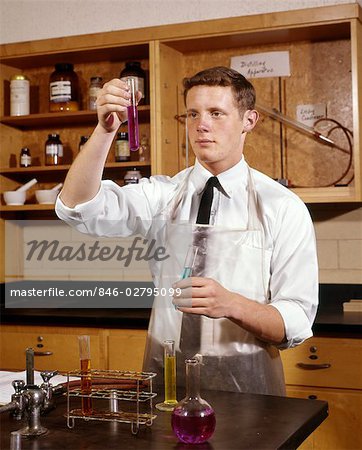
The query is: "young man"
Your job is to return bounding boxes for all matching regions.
[56,67,318,395]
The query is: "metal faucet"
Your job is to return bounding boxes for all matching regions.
[40,370,59,413]
[0,347,65,437]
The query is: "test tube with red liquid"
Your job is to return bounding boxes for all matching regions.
[78,335,92,415]
[127,78,139,151]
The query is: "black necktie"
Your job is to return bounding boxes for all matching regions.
[196,177,220,225]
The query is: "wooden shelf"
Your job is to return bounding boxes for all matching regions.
[0,203,55,212]
[1,161,151,175]
[0,106,150,129]
[292,186,356,204]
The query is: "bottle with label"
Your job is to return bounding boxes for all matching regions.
[124,169,141,185]
[45,134,63,165]
[120,61,146,103]
[88,77,102,110]
[20,147,32,167]
[10,74,30,116]
[115,132,130,162]
[78,135,89,152]
[49,63,80,112]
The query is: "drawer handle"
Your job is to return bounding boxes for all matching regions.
[34,351,53,356]
[296,362,331,370]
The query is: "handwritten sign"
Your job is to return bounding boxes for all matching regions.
[230,51,291,78]
[296,103,326,127]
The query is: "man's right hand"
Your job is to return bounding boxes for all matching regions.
[58,78,141,208]
[96,78,131,132]
[96,78,142,133]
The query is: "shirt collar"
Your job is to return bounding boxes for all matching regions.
[190,157,249,197]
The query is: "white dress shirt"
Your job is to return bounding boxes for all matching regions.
[56,157,318,349]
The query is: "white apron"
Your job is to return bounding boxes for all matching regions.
[143,165,286,396]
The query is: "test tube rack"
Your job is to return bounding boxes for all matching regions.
[65,369,157,434]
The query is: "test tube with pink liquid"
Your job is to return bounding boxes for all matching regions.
[127,78,139,151]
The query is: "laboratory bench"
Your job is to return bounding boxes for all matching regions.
[0,389,328,450]
[0,282,360,449]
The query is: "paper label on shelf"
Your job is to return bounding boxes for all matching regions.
[296,103,326,127]
[230,51,291,78]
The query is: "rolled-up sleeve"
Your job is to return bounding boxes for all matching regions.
[55,177,175,238]
[268,196,318,349]
[56,182,106,223]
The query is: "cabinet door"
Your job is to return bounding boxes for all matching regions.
[0,325,102,372]
[281,337,362,390]
[286,386,362,450]
[107,329,147,372]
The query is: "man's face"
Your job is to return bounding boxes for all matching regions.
[185,85,247,174]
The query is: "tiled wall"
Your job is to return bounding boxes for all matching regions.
[5,221,153,282]
[5,206,362,284]
[312,206,362,283]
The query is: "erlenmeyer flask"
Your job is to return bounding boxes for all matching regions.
[171,357,216,444]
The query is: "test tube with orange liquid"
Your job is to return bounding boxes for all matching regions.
[78,335,92,415]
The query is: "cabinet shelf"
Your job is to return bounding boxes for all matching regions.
[1,161,151,176]
[292,186,355,204]
[1,162,151,213]
[0,203,55,212]
[0,106,150,129]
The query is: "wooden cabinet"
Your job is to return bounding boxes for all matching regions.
[0,324,147,373]
[0,4,361,210]
[0,325,105,372]
[0,28,155,227]
[281,336,362,450]
[107,329,147,372]
[286,386,361,450]
[153,4,362,203]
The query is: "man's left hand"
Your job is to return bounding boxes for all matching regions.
[172,277,235,319]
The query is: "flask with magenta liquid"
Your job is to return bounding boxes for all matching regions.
[126,77,139,152]
[171,357,216,444]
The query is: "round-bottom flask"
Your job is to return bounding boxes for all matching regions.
[171,357,216,444]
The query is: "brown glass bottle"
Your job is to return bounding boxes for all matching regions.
[45,134,63,165]
[49,63,80,112]
[115,132,130,162]
[20,147,32,167]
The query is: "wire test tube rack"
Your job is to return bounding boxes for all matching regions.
[66,369,157,434]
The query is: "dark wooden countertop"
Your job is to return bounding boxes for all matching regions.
[0,390,328,450]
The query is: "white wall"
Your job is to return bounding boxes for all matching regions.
[0,0,361,44]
